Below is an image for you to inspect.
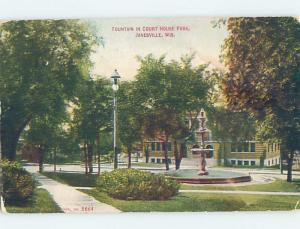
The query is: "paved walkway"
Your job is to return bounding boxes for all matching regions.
[180,189,300,196]
[0,196,7,213]
[33,173,120,214]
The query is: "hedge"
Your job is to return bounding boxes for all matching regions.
[97,169,179,200]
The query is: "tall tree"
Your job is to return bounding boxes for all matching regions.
[222,17,300,181]
[134,54,212,170]
[72,77,112,174]
[117,81,143,168]
[23,113,66,172]
[0,20,98,160]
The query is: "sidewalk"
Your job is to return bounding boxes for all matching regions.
[33,173,120,214]
[0,196,7,213]
[180,189,300,196]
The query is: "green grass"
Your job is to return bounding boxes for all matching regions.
[42,172,97,187]
[80,189,300,212]
[131,162,165,168]
[6,188,62,213]
[180,179,300,192]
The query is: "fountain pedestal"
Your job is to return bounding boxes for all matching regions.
[198,151,208,175]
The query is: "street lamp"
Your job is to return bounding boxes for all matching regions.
[111,69,121,169]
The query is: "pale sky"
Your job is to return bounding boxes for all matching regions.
[0,17,228,81]
[88,17,228,80]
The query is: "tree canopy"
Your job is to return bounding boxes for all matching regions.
[133,54,213,169]
[0,20,98,159]
[222,17,300,181]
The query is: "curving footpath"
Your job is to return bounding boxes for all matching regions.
[32,173,120,214]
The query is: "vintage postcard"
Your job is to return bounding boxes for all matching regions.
[0,16,299,214]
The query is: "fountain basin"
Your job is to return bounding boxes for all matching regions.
[167,169,251,184]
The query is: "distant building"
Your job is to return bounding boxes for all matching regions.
[21,144,41,163]
[142,110,281,167]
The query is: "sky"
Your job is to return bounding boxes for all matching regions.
[1,17,300,81]
[88,17,228,81]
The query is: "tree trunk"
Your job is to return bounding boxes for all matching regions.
[280,151,283,174]
[1,110,32,160]
[177,142,186,170]
[96,133,100,175]
[87,143,93,173]
[287,151,294,182]
[83,140,88,174]
[54,149,57,172]
[1,128,19,160]
[128,147,132,169]
[145,145,149,163]
[163,135,170,171]
[173,140,180,170]
[38,147,44,173]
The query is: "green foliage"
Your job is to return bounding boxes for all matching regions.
[222,17,300,152]
[0,19,98,159]
[117,81,143,161]
[72,77,112,142]
[207,107,256,142]
[5,188,62,213]
[96,169,179,200]
[133,54,214,169]
[135,54,212,119]
[1,160,35,205]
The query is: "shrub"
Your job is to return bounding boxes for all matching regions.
[1,160,35,205]
[96,169,179,200]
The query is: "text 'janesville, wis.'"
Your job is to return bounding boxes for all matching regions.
[112,25,191,38]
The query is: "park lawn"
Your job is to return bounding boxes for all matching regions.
[180,179,300,192]
[131,162,165,168]
[6,188,62,213]
[42,172,97,187]
[80,189,300,212]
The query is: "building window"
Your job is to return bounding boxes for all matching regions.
[167,143,172,151]
[250,143,255,152]
[238,160,242,166]
[268,160,270,166]
[231,144,237,152]
[231,160,236,165]
[151,143,155,151]
[244,161,249,166]
[162,159,165,163]
[251,161,256,166]
[157,158,161,163]
[237,143,243,152]
[244,142,249,152]
[156,143,161,151]
[151,158,155,163]
[162,142,166,151]
[168,159,171,164]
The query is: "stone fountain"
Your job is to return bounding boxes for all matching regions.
[167,109,251,184]
[191,109,213,175]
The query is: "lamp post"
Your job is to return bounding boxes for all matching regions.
[111,69,121,169]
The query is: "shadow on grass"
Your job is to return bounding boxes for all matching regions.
[5,188,63,213]
[42,172,97,187]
